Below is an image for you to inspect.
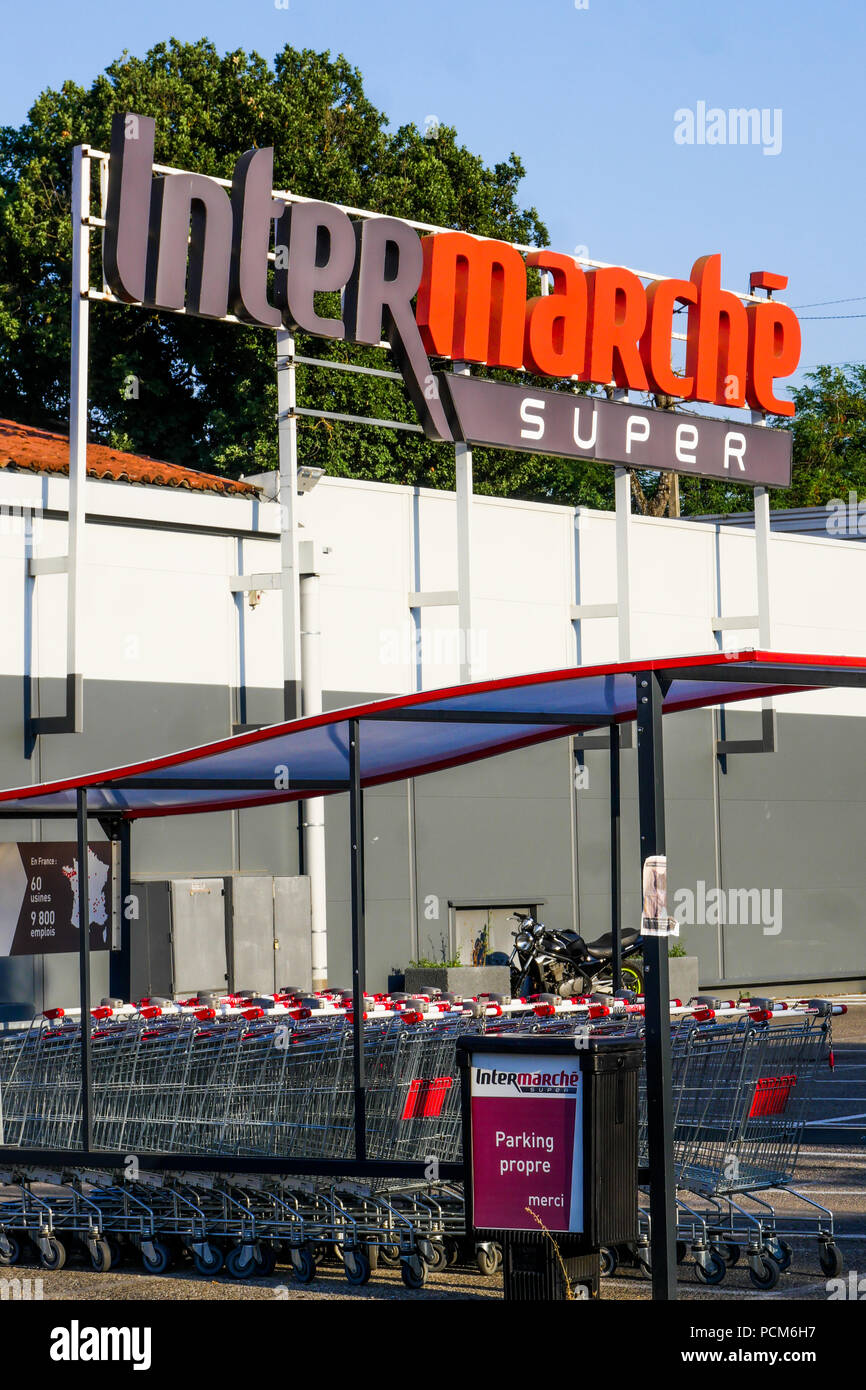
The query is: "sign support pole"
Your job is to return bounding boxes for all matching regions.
[276,329,302,720]
[609,722,622,992]
[455,364,474,683]
[76,786,93,1152]
[348,718,367,1160]
[636,670,677,1299]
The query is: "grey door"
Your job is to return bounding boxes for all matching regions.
[274,876,312,993]
[230,876,277,994]
[169,879,227,995]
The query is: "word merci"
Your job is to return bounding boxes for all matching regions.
[496,1130,555,1178]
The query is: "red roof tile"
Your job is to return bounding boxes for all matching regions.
[0,419,261,497]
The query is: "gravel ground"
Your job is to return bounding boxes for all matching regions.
[5,1005,864,1303]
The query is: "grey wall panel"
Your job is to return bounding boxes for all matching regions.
[236,804,299,876]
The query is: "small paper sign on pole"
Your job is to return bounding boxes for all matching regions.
[640,854,679,937]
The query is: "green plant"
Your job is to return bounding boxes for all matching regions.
[668,943,688,958]
[409,935,462,969]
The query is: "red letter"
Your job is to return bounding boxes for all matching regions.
[640,277,697,397]
[416,231,526,368]
[746,300,801,417]
[685,254,748,407]
[523,251,587,378]
[584,267,648,390]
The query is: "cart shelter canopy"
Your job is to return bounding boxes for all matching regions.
[2,649,865,821]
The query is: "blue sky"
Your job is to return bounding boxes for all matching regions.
[2,0,865,390]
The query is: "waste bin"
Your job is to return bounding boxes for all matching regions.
[457,1033,641,1300]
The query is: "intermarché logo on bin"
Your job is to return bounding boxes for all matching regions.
[473,1065,581,1095]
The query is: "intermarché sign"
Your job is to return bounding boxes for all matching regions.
[103,112,797,486]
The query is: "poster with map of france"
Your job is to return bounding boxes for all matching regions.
[0,842,112,956]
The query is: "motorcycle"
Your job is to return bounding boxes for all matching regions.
[507,911,644,999]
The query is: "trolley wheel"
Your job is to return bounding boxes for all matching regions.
[289,1246,316,1285]
[40,1237,66,1272]
[140,1241,172,1275]
[379,1244,400,1267]
[819,1242,843,1278]
[475,1244,498,1277]
[444,1237,459,1267]
[363,1242,379,1273]
[254,1244,277,1278]
[425,1239,448,1274]
[225,1245,258,1280]
[749,1253,781,1291]
[694,1250,727,1286]
[89,1238,113,1273]
[106,1238,124,1269]
[712,1241,740,1269]
[343,1249,372,1286]
[400,1254,427,1290]
[600,1246,617,1277]
[0,1234,20,1267]
[193,1244,224,1276]
[773,1239,793,1273]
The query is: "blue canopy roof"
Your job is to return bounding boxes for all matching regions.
[0,649,861,820]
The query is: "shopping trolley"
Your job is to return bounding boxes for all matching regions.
[631,1008,838,1288]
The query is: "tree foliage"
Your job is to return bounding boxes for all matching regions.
[0,37,617,505]
[0,39,858,515]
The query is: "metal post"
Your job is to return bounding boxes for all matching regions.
[76,787,93,1151]
[455,364,474,683]
[276,328,302,720]
[614,467,632,662]
[609,722,622,992]
[109,818,131,1001]
[348,719,366,1160]
[301,568,327,991]
[635,671,677,1300]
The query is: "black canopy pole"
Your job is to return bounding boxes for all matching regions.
[609,722,622,993]
[76,786,93,1152]
[109,818,132,1002]
[635,671,677,1301]
[348,718,367,1160]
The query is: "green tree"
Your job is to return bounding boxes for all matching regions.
[0,37,616,506]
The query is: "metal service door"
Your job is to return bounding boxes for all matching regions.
[274,876,312,993]
[169,878,227,996]
[230,876,277,994]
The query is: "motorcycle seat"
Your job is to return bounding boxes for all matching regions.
[584,927,641,956]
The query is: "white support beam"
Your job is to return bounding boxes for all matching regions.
[229,573,282,594]
[276,329,302,720]
[455,363,474,684]
[711,615,760,632]
[408,591,459,609]
[570,602,618,621]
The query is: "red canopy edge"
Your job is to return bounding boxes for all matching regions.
[0,648,861,820]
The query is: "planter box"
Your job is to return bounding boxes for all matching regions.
[404,965,511,999]
[667,955,699,1005]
